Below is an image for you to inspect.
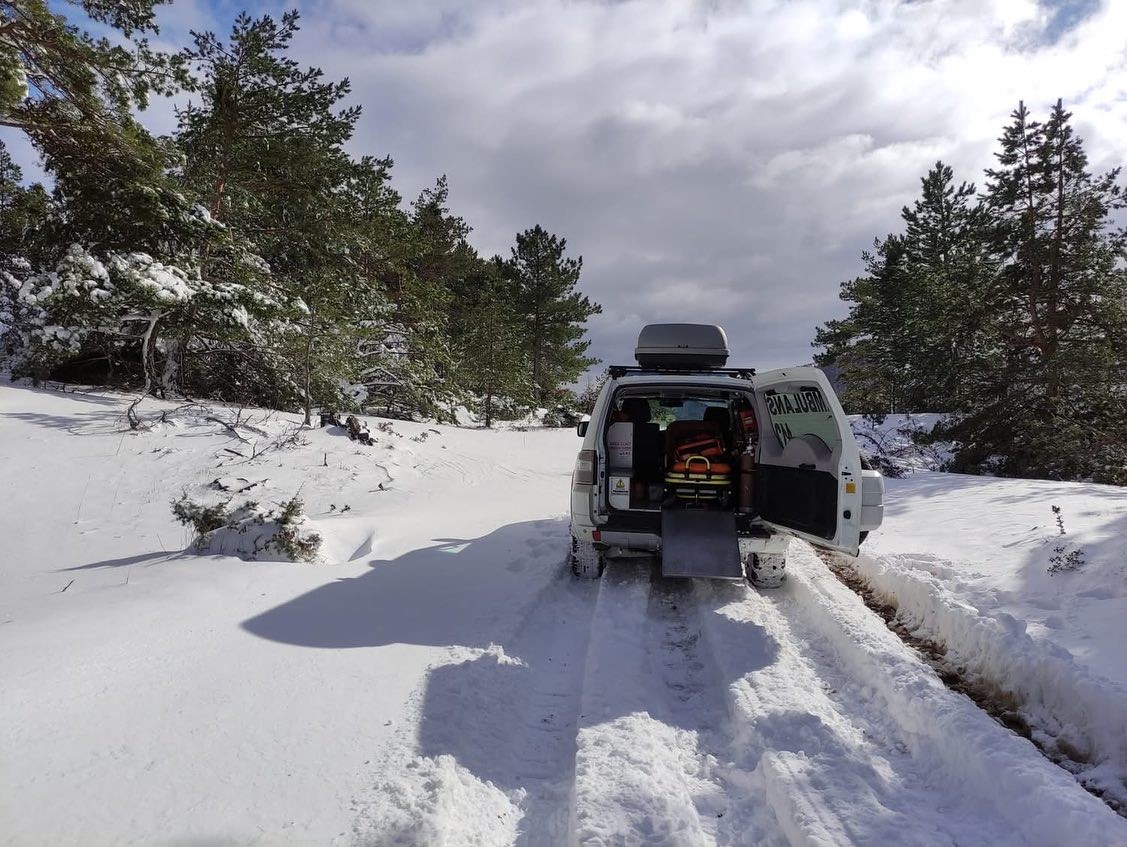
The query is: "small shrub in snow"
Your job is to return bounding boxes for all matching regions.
[171,494,230,537]
[1045,508,1084,574]
[272,496,322,562]
[1048,546,1085,575]
[170,493,322,562]
[1051,504,1066,536]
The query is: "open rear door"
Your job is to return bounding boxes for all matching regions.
[752,367,863,556]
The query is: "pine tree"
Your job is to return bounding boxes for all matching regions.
[177,11,358,228]
[814,162,992,414]
[814,235,912,413]
[899,163,994,410]
[367,176,475,420]
[948,100,1127,481]
[0,142,48,361]
[2,2,200,259]
[176,11,381,420]
[0,142,45,271]
[0,0,188,166]
[454,257,532,426]
[509,225,601,406]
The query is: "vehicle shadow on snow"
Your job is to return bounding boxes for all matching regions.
[241,519,572,649]
[242,522,784,811]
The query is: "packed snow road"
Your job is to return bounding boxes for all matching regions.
[364,548,1123,847]
[2,384,1125,846]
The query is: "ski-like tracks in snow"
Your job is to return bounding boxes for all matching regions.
[356,540,1126,847]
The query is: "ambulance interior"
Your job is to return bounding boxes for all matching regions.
[603,388,759,513]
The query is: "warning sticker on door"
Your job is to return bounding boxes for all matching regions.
[609,474,631,509]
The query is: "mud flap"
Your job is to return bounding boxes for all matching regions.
[660,509,743,578]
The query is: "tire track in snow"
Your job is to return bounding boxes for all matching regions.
[503,559,602,847]
[352,542,600,847]
[572,561,772,847]
[694,541,1127,847]
[825,548,1127,816]
[696,578,958,847]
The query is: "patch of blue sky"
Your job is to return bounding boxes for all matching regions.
[1040,0,1101,43]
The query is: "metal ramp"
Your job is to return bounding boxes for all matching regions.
[660,509,743,579]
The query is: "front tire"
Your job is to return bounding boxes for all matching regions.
[570,537,605,579]
[748,552,787,589]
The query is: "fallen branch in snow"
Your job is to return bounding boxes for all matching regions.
[206,415,253,443]
[59,579,75,593]
[126,395,144,431]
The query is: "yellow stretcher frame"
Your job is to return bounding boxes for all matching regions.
[664,455,734,485]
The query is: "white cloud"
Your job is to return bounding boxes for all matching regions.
[284,0,1127,368]
[7,0,1127,371]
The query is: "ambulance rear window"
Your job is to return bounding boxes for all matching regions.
[763,387,840,450]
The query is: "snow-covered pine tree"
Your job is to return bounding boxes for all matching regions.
[176,11,386,420]
[0,3,261,394]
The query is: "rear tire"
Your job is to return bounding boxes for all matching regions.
[570,537,605,579]
[748,552,787,589]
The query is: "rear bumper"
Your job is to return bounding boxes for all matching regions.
[571,509,785,556]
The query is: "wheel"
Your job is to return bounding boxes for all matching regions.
[748,552,787,589]
[570,536,605,579]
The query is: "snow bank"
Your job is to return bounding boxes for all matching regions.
[856,551,1127,807]
[782,545,1125,846]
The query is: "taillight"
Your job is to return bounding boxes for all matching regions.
[575,449,597,485]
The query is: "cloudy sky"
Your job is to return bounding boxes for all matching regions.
[6,0,1127,373]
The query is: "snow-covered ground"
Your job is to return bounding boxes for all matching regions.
[2,386,1125,845]
[855,469,1127,809]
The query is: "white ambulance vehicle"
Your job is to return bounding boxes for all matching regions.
[569,323,884,586]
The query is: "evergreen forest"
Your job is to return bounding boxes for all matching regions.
[0,3,601,426]
[815,101,1127,484]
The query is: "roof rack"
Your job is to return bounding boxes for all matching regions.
[608,365,756,380]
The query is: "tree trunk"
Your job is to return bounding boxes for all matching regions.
[302,314,315,427]
[140,310,162,396]
[161,336,181,399]
[128,310,164,429]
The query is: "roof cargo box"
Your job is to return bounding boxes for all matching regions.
[635,323,729,369]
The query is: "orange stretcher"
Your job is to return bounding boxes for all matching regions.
[665,456,733,503]
[672,434,726,461]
